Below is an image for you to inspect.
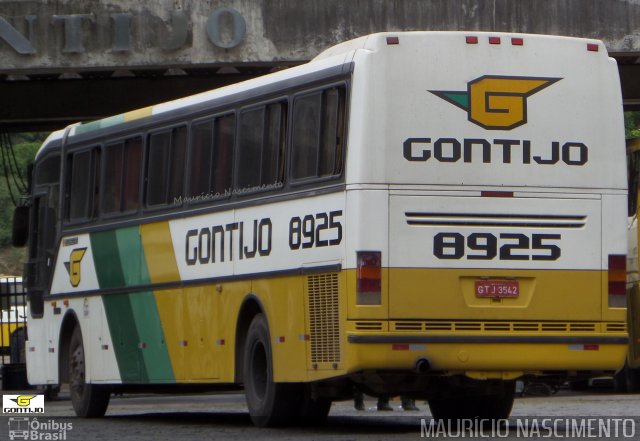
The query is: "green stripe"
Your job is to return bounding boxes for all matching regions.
[128,292,175,382]
[91,230,125,289]
[115,227,150,286]
[94,227,175,383]
[101,293,148,383]
[75,114,125,135]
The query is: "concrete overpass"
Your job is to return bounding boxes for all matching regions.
[1,0,639,131]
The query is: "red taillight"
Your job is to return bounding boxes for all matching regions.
[466,36,478,44]
[386,36,399,45]
[587,43,599,52]
[489,36,501,45]
[357,251,382,305]
[481,191,514,198]
[608,254,626,307]
[511,37,524,46]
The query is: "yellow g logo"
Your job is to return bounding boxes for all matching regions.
[64,247,87,287]
[431,75,560,130]
[11,395,36,406]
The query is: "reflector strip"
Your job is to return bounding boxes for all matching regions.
[481,191,514,198]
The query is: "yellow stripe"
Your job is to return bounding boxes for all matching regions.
[140,222,180,284]
[123,106,153,122]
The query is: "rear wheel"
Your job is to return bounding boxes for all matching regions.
[427,379,515,421]
[243,314,300,427]
[69,325,110,417]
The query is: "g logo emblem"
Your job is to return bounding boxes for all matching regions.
[64,247,87,287]
[431,75,561,130]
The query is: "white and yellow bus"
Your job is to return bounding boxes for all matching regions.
[16,32,629,425]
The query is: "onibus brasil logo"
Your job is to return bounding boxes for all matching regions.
[430,75,561,130]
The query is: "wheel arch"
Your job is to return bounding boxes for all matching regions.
[235,294,267,384]
[58,309,81,384]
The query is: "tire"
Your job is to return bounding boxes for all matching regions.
[428,379,515,421]
[69,325,110,417]
[243,314,300,427]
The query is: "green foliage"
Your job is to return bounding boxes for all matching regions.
[0,133,44,249]
[626,111,640,139]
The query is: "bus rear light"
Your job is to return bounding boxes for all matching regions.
[386,36,399,45]
[481,191,514,198]
[466,36,478,44]
[608,254,626,307]
[489,36,501,45]
[356,251,382,305]
[587,43,599,52]
[511,37,524,46]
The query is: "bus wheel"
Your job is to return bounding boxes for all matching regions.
[69,325,110,417]
[243,314,299,427]
[298,385,332,425]
[427,379,515,421]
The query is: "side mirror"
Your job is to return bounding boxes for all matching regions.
[12,205,29,247]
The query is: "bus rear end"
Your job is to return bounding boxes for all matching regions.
[342,32,627,417]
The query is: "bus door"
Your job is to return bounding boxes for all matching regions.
[26,189,58,318]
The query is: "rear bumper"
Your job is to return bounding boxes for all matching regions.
[345,333,628,375]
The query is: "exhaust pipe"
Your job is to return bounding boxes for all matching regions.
[415,357,431,374]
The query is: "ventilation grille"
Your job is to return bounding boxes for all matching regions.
[392,321,605,333]
[308,273,341,364]
[606,322,627,332]
[355,321,384,331]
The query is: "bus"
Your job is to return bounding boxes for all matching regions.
[623,138,640,392]
[14,31,628,426]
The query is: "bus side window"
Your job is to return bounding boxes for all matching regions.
[104,136,142,214]
[146,126,187,207]
[291,86,345,181]
[67,147,100,222]
[189,113,236,201]
[236,102,286,191]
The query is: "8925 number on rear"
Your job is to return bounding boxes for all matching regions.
[433,232,561,261]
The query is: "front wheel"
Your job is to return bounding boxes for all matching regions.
[243,314,300,427]
[69,325,110,417]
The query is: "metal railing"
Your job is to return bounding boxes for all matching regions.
[0,276,27,365]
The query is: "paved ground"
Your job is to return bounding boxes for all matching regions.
[2,389,639,440]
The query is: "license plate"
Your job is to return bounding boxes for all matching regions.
[475,280,519,298]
